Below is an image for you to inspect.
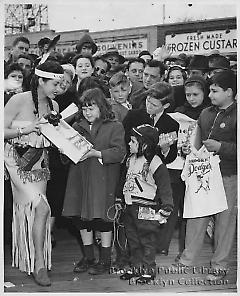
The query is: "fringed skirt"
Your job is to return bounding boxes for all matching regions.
[4,142,51,275]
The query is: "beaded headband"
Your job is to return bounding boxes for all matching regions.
[35,68,64,80]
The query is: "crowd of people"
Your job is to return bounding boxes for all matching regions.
[4,32,237,287]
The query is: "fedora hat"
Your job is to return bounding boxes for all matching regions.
[102,47,125,64]
[208,55,230,70]
[188,55,209,71]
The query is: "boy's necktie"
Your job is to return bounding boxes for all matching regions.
[150,114,156,126]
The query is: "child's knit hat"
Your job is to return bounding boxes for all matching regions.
[132,124,159,147]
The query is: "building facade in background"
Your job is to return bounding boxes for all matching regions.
[4,17,237,60]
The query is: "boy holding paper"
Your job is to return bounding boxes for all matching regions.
[176,70,237,281]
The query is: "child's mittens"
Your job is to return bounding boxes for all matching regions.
[158,204,174,219]
[156,204,173,224]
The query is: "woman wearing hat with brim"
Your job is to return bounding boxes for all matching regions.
[76,33,98,56]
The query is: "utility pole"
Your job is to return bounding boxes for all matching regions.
[163,4,166,24]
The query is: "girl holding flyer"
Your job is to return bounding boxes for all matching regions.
[62,87,126,275]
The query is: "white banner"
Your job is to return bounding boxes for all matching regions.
[166,29,237,56]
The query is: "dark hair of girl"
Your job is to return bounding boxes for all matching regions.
[71,54,95,68]
[166,65,187,82]
[30,61,63,115]
[78,88,115,121]
[130,130,157,162]
[77,76,110,100]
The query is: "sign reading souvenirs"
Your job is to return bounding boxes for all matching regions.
[166,29,237,55]
[96,38,148,58]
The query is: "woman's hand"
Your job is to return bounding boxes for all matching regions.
[79,149,102,162]
[153,45,172,62]
[22,118,42,135]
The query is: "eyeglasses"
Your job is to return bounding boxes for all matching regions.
[95,67,106,75]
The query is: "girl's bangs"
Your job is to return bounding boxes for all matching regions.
[81,97,97,107]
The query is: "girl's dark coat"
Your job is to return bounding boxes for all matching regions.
[62,118,126,221]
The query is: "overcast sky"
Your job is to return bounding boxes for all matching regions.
[48,0,237,33]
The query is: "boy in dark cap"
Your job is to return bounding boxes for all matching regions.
[117,124,173,283]
[76,33,98,56]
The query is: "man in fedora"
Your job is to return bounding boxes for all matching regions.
[102,47,125,78]
[187,55,209,79]
[208,54,230,78]
[76,33,98,56]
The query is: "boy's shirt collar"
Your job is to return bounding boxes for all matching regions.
[213,101,236,113]
[121,101,132,110]
[112,98,132,110]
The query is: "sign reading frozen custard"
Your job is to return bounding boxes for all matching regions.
[96,38,148,58]
[166,29,237,55]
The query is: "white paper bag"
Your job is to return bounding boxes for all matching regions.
[181,146,228,218]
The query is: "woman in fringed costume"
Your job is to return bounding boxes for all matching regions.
[4,61,64,286]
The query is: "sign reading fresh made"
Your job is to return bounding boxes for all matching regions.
[166,29,237,55]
